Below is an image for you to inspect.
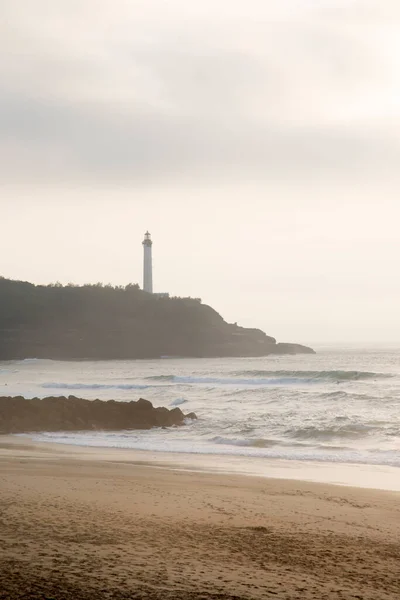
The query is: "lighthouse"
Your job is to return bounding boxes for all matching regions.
[142,231,153,293]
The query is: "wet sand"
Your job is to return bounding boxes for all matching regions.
[1,437,400,599]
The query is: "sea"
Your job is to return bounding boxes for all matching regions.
[1,346,400,487]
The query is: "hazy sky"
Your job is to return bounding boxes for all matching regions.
[1,0,400,344]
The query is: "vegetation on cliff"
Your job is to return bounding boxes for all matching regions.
[0,277,314,359]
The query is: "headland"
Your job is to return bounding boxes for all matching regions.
[0,277,314,360]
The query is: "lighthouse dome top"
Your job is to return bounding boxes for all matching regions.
[142,231,152,246]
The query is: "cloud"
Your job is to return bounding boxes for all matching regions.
[1,0,399,186]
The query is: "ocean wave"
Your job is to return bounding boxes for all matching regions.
[29,431,400,468]
[224,388,267,396]
[146,375,325,386]
[285,423,377,441]
[234,370,393,381]
[144,370,394,386]
[170,398,188,406]
[210,436,354,451]
[320,391,349,399]
[19,358,52,364]
[41,382,150,391]
[320,391,384,402]
[211,436,277,448]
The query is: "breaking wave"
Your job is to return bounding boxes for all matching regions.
[29,430,400,469]
[145,375,316,386]
[234,370,393,381]
[19,358,53,364]
[41,382,150,391]
[284,423,380,441]
[170,398,188,406]
[144,370,394,386]
[211,436,277,448]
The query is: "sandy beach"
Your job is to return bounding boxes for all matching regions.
[1,437,399,600]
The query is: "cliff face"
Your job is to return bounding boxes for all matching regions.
[0,277,314,359]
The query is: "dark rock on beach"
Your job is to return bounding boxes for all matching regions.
[0,396,197,434]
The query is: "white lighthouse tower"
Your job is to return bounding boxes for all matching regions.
[142,231,153,293]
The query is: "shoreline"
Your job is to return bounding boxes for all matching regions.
[1,435,400,599]
[2,434,400,491]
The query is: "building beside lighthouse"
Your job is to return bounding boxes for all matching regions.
[142,231,169,297]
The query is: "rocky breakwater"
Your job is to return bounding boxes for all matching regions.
[0,396,197,434]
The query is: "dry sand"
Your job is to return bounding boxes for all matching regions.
[0,437,399,600]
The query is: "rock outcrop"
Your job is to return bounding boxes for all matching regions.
[0,396,197,434]
[273,343,315,355]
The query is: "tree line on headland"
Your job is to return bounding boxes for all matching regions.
[0,277,314,360]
